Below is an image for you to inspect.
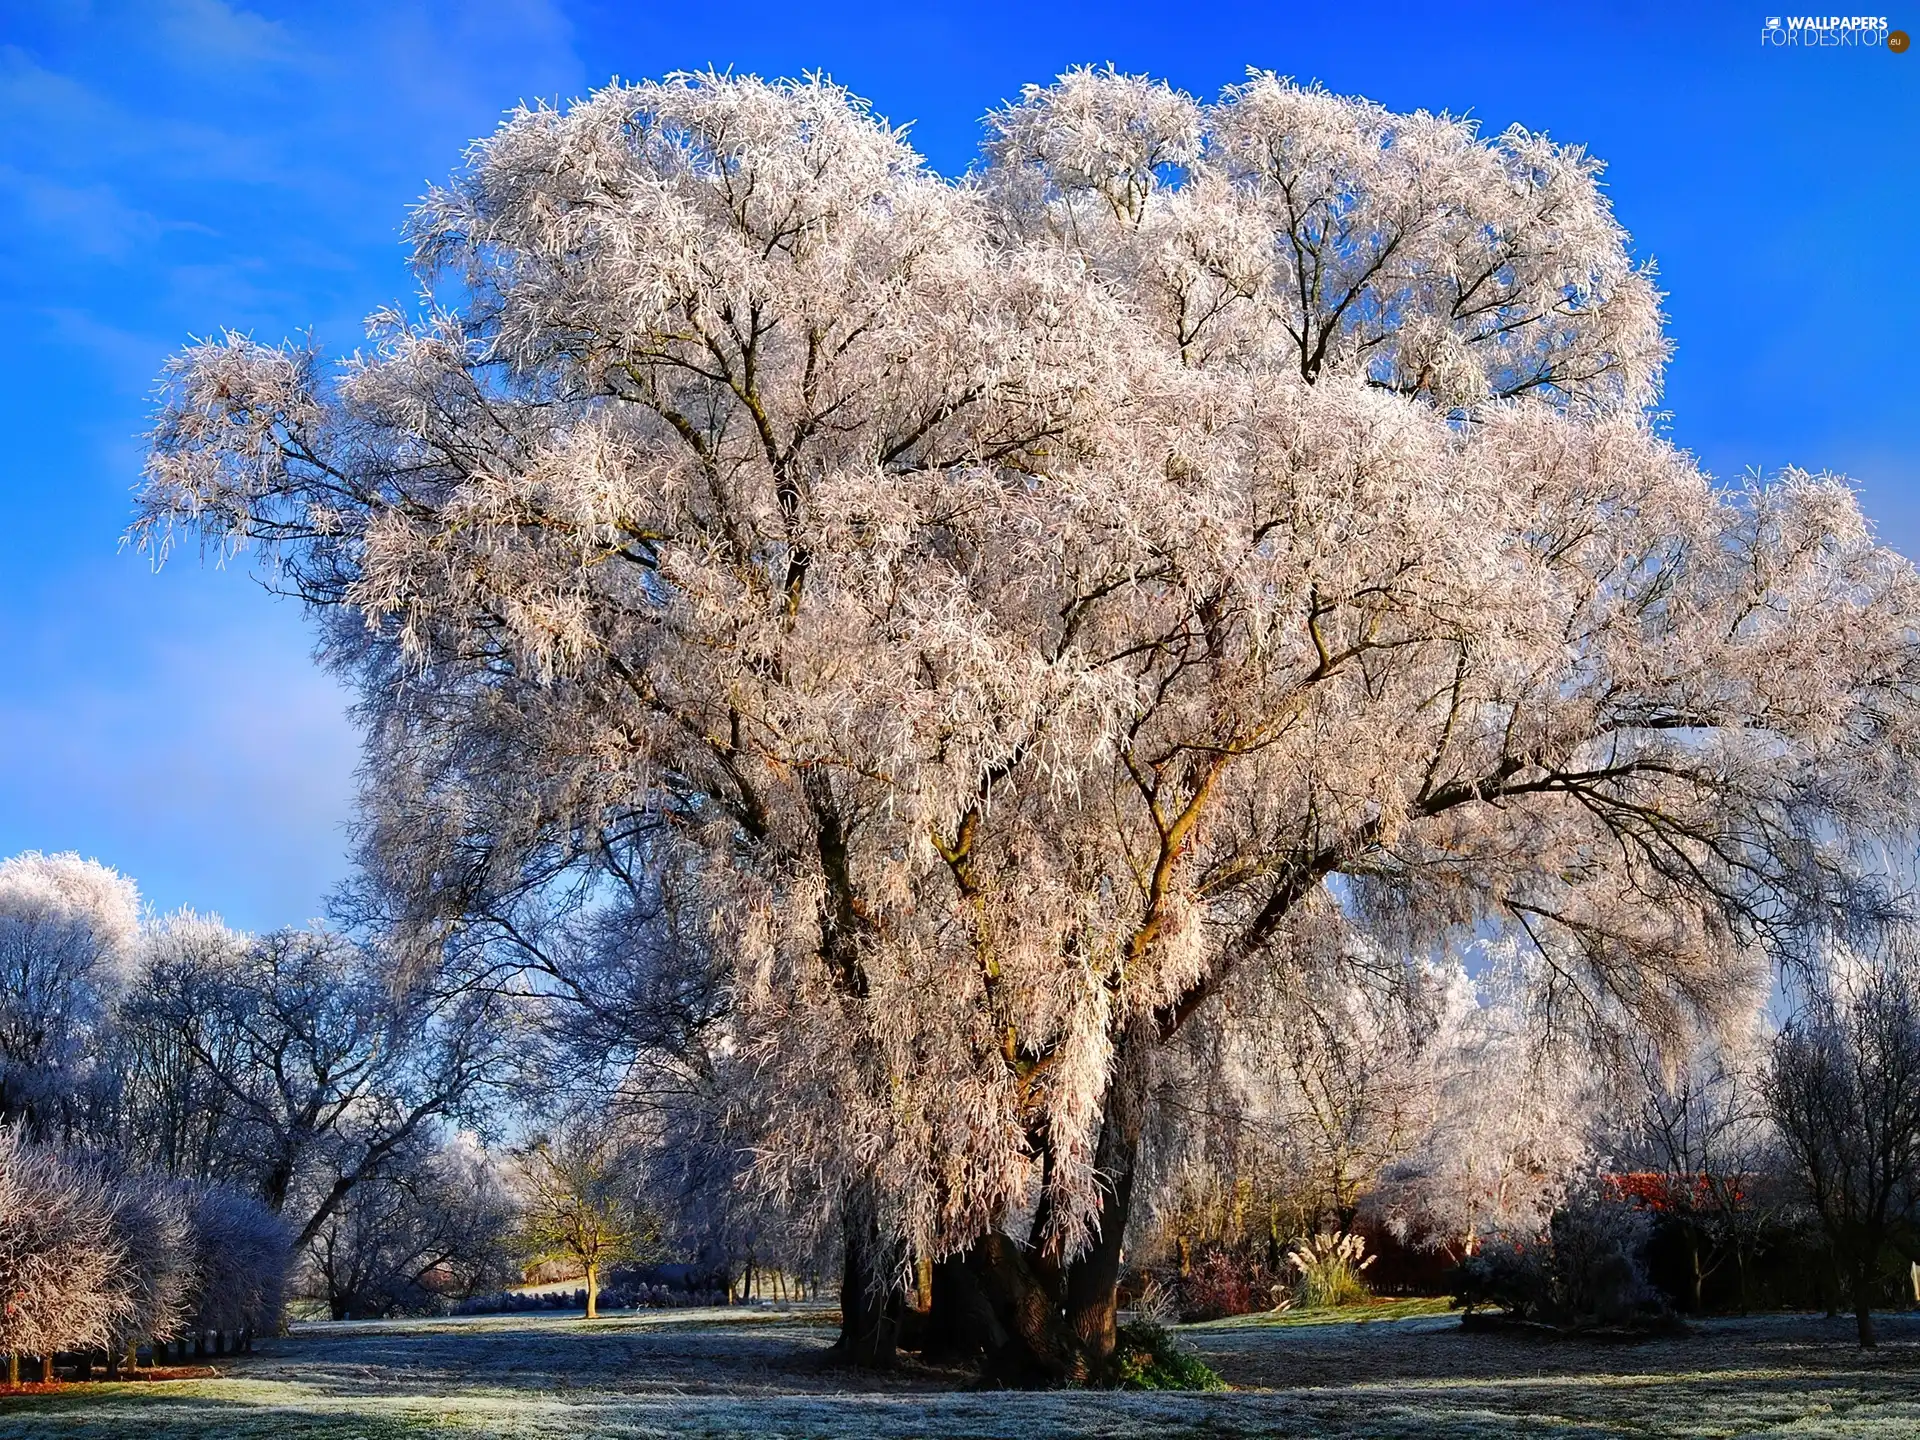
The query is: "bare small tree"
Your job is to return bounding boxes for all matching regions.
[305,1133,517,1319]
[1765,953,1920,1347]
[1617,1040,1776,1313]
[514,1124,656,1319]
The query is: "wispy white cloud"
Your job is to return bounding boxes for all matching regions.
[0,166,218,260]
[34,304,174,389]
[0,569,360,931]
[155,0,299,69]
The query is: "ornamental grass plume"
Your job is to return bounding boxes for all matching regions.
[1285,1230,1375,1310]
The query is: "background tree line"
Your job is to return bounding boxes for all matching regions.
[0,848,527,1362]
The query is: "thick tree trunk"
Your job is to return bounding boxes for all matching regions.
[920,1230,1083,1383]
[586,1262,600,1320]
[832,1185,905,1368]
[975,1230,1086,1384]
[921,1256,976,1362]
[40,1352,53,1384]
[1063,1158,1135,1361]
[1060,1023,1151,1366]
[914,1030,1152,1385]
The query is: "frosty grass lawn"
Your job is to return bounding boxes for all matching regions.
[3,1305,1920,1438]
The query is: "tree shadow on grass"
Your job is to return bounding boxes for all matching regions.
[7,1312,1920,1439]
[8,1380,1920,1440]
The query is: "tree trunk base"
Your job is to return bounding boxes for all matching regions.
[915,1230,1119,1387]
[832,1189,907,1371]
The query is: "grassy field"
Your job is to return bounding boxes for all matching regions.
[2,1304,1919,1437]
[1187,1295,1456,1328]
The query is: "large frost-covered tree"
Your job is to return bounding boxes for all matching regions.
[137,68,1920,1377]
[0,853,140,1136]
[1367,945,1606,1259]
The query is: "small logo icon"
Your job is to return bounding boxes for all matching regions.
[1890,28,1911,50]
[1766,14,1781,25]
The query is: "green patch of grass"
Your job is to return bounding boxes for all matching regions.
[1186,1295,1454,1329]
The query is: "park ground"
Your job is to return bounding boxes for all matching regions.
[2,1304,1920,1438]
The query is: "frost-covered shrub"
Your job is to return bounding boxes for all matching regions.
[188,1184,291,1340]
[1549,1191,1662,1326]
[0,1129,129,1377]
[100,1170,195,1361]
[1449,1187,1666,1330]
[1285,1231,1376,1309]
[1448,1239,1553,1319]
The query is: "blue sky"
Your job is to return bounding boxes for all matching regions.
[1,0,1915,932]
